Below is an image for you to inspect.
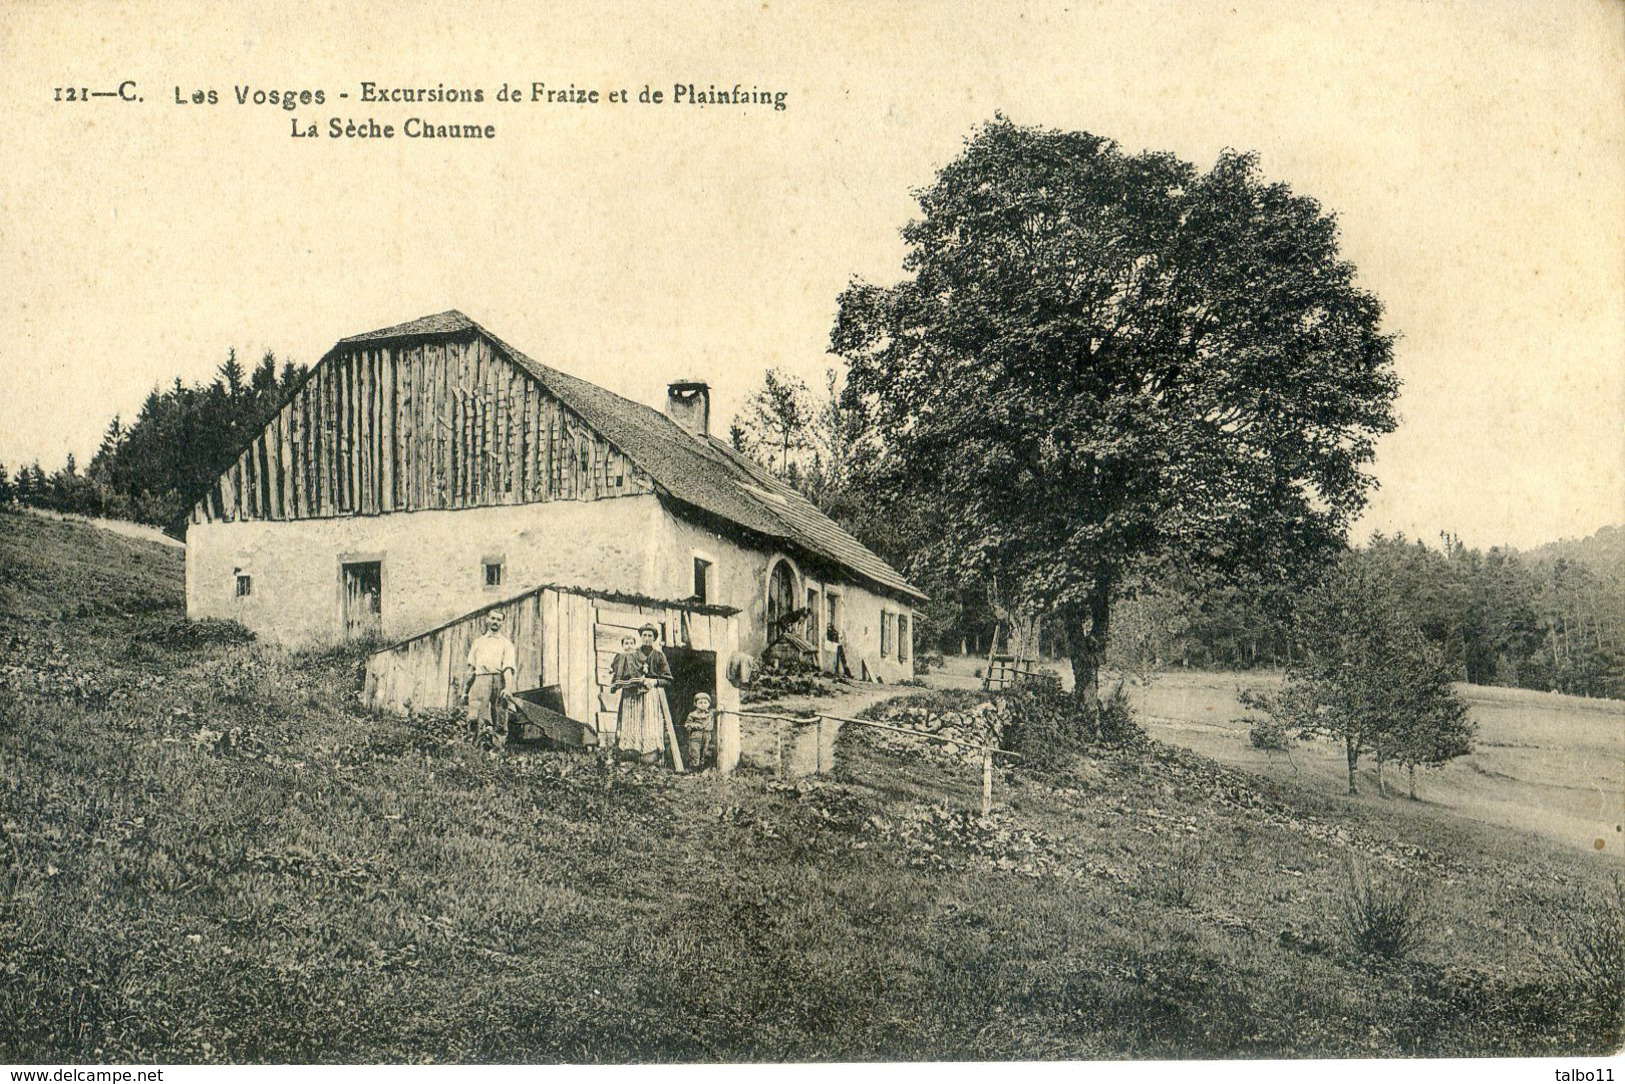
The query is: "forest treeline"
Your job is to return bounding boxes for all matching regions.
[1,350,307,531]
[1106,532,1625,700]
[945,522,1623,703]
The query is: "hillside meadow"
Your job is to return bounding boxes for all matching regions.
[0,512,1620,1062]
[931,653,1625,858]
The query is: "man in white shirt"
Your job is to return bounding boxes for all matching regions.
[465,610,518,748]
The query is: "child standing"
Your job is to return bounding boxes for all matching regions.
[682,692,715,771]
[608,633,642,757]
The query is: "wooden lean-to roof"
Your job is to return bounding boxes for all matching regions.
[331,310,927,603]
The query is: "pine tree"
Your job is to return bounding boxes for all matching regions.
[218,349,244,399]
[251,350,278,396]
[24,462,48,508]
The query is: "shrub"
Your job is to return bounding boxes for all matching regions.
[1248,716,1292,751]
[741,669,847,705]
[1339,857,1430,965]
[1147,836,1206,908]
[1093,683,1144,745]
[1548,876,1625,1049]
[913,652,944,676]
[134,615,255,649]
[292,635,385,691]
[998,673,1085,771]
[998,675,1144,771]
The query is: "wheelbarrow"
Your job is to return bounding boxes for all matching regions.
[507,685,597,750]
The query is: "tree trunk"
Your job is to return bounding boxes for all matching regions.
[1063,585,1112,733]
[1408,764,1417,800]
[1344,735,1359,795]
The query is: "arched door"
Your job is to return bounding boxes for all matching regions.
[766,559,796,643]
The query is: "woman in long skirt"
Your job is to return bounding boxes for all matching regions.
[611,626,671,761]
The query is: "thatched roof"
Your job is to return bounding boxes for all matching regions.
[335,310,926,603]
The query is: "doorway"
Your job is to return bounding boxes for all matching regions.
[342,560,382,639]
[664,645,718,758]
[766,558,796,644]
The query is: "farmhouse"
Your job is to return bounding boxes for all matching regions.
[185,308,924,689]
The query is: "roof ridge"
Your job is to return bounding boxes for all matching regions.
[337,309,475,344]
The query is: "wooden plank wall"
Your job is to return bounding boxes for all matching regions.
[192,335,654,524]
[586,604,730,738]
[363,589,548,714]
[363,587,734,742]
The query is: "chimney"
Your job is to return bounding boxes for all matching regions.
[665,380,710,438]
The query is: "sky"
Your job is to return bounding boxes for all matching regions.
[1,0,1621,552]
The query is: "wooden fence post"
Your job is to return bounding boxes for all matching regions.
[981,747,993,816]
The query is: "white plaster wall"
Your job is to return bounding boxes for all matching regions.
[645,506,918,683]
[187,496,660,646]
[646,510,772,648]
[820,578,917,684]
[187,492,920,679]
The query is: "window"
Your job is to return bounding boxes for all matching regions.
[341,560,383,638]
[826,591,843,642]
[880,610,894,657]
[693,556,713,604]
[483,558,504,588]
[234,571,252,597]
[898,613,910,662]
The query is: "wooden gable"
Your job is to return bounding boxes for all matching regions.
[190,332,655,525]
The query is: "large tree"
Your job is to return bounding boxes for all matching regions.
[833,117,1399,710]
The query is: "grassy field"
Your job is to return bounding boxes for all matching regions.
[932,654,1625,858]
[1130,671,1625,859]
[2,512,1621,1062]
